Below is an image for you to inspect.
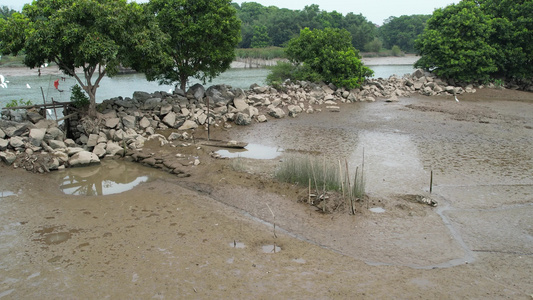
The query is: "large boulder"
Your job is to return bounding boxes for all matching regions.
[0,151,16,165]
[68,151,100,167]
[0,120,30,138]
[268,107,286,119]
[122,115,136,129]
[0,138,8,151]
[162,111,177,128]
[29,128,46,147]
[234,113,252,126]
[187,83,205,101]
[9,136,25,148]
[232,93,249,112]
[178,120,198,130]
[206,85,235,107]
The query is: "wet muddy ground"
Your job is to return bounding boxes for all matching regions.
[1,88,532,298]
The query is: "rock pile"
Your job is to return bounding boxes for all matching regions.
[1,68,477,174]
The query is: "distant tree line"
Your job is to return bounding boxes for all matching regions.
[232,2,430,53]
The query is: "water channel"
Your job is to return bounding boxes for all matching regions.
[0,64,414,108]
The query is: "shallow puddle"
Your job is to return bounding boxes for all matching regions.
[56,160,164,196]
[261,244,282,253]
[369,207,386,213]
[216,144,283,159]
[229,241,246,249]
[0,190,17,198]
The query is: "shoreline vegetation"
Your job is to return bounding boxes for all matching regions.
[0,54,419,77]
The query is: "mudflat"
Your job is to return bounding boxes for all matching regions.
[1,87,532,298]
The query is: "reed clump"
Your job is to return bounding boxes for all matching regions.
[274,154,366,214]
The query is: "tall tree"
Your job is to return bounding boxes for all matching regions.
[414,0,497,82]
[480,0,533,80]
[146,0,241,91]
[0,6,17,19]
[379,15,430,52]
[286,27,373,89]
[0,0,164,117]
[251,25,271,48]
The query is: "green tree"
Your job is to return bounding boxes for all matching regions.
[364,38,382,53]
[0,0,164,117]
[379,15,430,53]
[343,13,377,51]
[146,0,241,91]
[480,0,533,80]
[0,6,17,19]
[251,25,270,48]
[414,0,497,82]
[284,27,373,89]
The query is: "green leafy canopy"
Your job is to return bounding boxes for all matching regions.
[146,0,241,91]
[274,27,373,89]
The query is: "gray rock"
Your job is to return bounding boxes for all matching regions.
[0,128,4,139]
[139,117,151,129]
[93,143,107,158]
[160,104,173,115]
[0,138,8,151]
[26,110,44,123]
[168,132,182,141]
[49,140,67,149]
[268,107,285,119]
[106,141,124,156]
[64,139,77,147]
[122,115,136,129]
[132,91,151,103]
[162,111,177,128]
[68,151,100,167]
[0,121,29,137]
[46,127,64,141]
[105,118,120,129]
[243,106,258,118]
[67,147,85,156]
[234,113,252,126]
[178,120,198,130]
[206,85,234,107]
[257,115,268,123]
[233,94,249,112]
[87,134,99,148]
[0,151,16,165]
[45,157,60,171]
[188,83,205,101]
[29,128,46,147]
[9,136,25,148]
[143,98,162,110]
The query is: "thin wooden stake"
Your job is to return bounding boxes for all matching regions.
[430,169,433,194]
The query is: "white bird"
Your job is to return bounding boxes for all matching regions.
[40,63,49,68]
[0,74,8,88]
[26,83,31,89]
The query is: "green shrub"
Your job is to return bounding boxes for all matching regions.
[70,85,90,108]
[391,45,404,57]
[4,99,33,109]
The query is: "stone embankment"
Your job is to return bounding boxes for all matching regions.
[0,69,481,174]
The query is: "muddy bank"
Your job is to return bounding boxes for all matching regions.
[1,88,533,298]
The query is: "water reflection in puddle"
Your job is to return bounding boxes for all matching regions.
[0,190,17,198]
[369,207,386,213]
[229,241,246,249]
[57,160,163,196]
[261,244,282,253]
[216,144,282,160]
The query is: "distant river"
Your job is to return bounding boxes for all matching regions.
[0,65,414,109]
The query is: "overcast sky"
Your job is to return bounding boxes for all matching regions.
[3,0,456,25]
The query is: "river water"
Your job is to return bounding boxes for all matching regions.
[0,65,414,109]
